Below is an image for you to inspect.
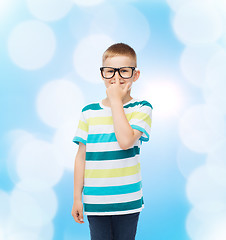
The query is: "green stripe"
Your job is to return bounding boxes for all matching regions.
[124,100,153,109]
[86,146,140,161]
[83,181,142,195]
[82,103,102,112]
[82,100,153,113]
[84,197,144,212]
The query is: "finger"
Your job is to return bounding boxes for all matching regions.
[73,211,84,224]
[79,212,84,222]
[124,82,131,92]
[72,211,79,223]
[115,76,120,85]
[78,210,84,223]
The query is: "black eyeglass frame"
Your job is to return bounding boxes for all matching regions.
[100,66,136,79]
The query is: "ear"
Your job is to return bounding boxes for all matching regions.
[100,72,105,81]
[133,69,140,82]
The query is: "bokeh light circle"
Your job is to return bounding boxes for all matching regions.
[178,104,225,153]
[26,0,73,22]
[186,165,226,213]
[180,44,222,87]
[206,138,226,187]
[202,50,226,114]
[10,186,58,227]
[72,0,105,7]
[8,20,56,70]
[173,2,223,44]
[73,34,114,83]
[36,79,84,128]
[53,119,80,170]
[16,139,64,189]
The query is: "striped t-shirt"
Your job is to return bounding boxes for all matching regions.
[72,98,153,216]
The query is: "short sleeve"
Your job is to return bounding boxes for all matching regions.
[72,110,88,146]
[130,100,153,145]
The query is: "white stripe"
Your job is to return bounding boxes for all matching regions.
[87,141,140,152]
[85,100,138,118]
[84,205,144,216]
[89,124,114,134]
[84,172,142,187]
[83,189,143,204]
[75,128,88,137]
[85,155,140,169]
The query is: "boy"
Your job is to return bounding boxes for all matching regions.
[71,43,153,240]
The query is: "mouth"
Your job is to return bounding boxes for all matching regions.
[110,82,125,85]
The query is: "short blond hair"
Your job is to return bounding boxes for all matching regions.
[102,43,137,67]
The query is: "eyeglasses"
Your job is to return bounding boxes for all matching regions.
[100,66,136,79]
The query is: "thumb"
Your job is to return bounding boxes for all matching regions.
[125,82,132,91]
[79,210,84,221]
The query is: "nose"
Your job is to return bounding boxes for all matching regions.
[113,70,121,79]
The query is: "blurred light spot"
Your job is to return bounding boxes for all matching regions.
[178,104,225,153]
[219,31,226,48]
[138,77,184,118]
[7,232,38,240]
[180,44,223,88]
[0,228,4,240]
[177,144,205,178]
[0,0,12,20]
[90,4,117,36]
[202,50,226,114]
[166,0,214,12]
[206,138,226,187]
[68,8,92,40]
[36,79,84,128]
[0,190,10,226]
[166,0,187,12]
[5,214,44,239]
[72,0,105,7]
[112,4,150,52]
[186,208,226,240]
[6,130,35,184]
[16,139,64,189]
[207,218,226,240]
[39,222,54,240]
[73,34,114,83]
[26,0,73,22]
[10,186,57,227]
[173,2,223,44]
[8,20,56,70]
[186,165,226,213]
[53,119,79,170]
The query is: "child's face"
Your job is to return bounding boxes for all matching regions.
[101,55,140,90]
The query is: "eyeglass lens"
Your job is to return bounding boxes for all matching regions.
[102,67,133,79]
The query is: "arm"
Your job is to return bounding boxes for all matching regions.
[111,99,143,150]
[71,142,86,224]
[73,142,86,201]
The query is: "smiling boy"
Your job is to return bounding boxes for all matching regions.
[72,43,153,240]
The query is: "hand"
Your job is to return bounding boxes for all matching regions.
[71,200,84,224]
[106,77,132,103]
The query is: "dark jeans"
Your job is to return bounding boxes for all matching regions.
[87,212,140,240]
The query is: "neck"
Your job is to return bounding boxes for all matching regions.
[104,95,133,105]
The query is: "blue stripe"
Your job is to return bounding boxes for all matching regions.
[83,181,142,195]
[87,133,116,143]
[131,125,150,142]
[73,136,86,145]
